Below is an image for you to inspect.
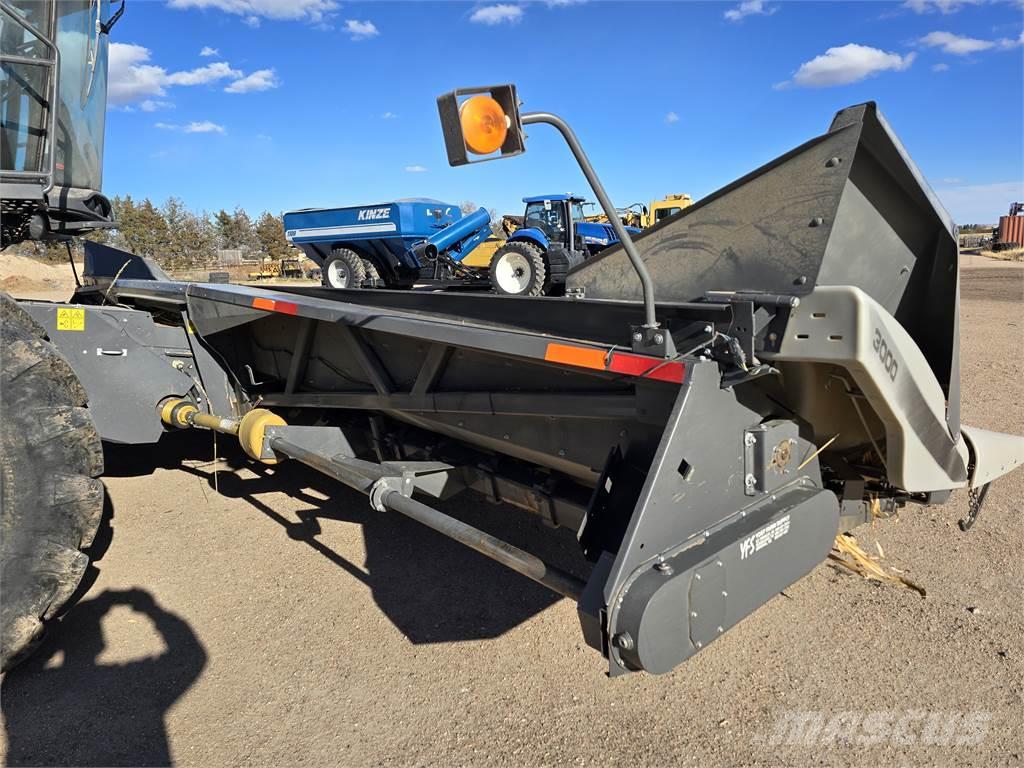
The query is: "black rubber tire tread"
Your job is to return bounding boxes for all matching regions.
[361,259,382,284]
[489,241,547,296]
[543,249,572,296]
[323,248,366,289]
[1,292,105,672]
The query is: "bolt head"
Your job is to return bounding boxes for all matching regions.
[632,332,643,342]
[654,333,664,344]
[613,632,634,651]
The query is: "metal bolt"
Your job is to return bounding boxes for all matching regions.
[557,449,566,457]
[794,275,808,286]
[722,590,728,597]
[744,432,756,447]
[825,156,841,167]
[695,641,703,649]
[716,560,723,567]
[503,434,510,440]
[703,324,713,334]
[654,333,664,345]
[654,561,674,575]
[745,473,757,488]
[690,611,698,618]
[612,632,634,651]
[717,626,724,634]
[694,573,701,581]
[632,332,643,342]
[809,217,824,227]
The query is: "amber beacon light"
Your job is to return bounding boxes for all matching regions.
[459,95,509,155]
[436,84,525,166]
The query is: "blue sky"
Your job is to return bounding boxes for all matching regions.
[104,0,1023,224]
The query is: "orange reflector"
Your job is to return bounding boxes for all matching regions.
[459,95,508,155]
[252,297,298,315]
[544,342,686,384]
[544,342,606,371]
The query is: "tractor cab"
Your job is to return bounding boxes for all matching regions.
[487,194,637,296]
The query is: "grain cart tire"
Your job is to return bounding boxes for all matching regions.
[0,293,104,671]
[323,248,366,289]
[489,241,546,296]
[362,259,382,286]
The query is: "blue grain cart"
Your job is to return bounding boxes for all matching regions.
[284,199,492,289]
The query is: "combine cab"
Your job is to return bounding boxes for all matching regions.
[0,0,119,246]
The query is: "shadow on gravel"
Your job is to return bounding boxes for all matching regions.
[2,588,206,767]
[103,431,589,646]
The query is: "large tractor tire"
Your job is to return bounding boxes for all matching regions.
[323,248,366,289]
[489,241,547,296]
[1,293,104,671]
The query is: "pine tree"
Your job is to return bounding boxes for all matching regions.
[254,212,288,259]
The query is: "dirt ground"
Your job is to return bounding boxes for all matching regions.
[1,260,1022,767]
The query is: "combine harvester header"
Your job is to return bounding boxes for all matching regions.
[9,80,1024,676]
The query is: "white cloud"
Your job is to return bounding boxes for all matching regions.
[903,0,983,14]
[724,0,775,21]
[156,120,227,134]
[243,15,260,27]
[165,61,241,86]
[381,111,398,119]
[168,0,338,24]
[934,180,1024,224]
[200,46,220,56]
[920,30,1022,55]
[186,121,226,134]
[140,99,173,112]
[108,43,169,103]
[932,62,951,71]
[470,4,524,25]
[344,19,379,39]
[224,68,279,93]
[404,165,428,173]
[665,111,680,124]
[782,44,916,88]
[920,30,994,54]
[109,41,275,104]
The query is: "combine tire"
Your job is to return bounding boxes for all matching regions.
[323,248,366,289]
[489,241,546,296]
[0,293,104,671]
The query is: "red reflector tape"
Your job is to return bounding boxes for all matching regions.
[608,353,687,383]
[251,297,298,315]
[544,342,686,384]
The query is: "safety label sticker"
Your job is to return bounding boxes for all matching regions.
[56,308,85,332]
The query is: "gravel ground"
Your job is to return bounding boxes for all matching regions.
[1,264,1022,767]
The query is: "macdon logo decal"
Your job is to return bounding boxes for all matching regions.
[739,514,790,560]
[357,207,391,221]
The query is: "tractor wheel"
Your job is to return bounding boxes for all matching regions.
[489,241,547,296]
[323,248,366,289]
[0,293,104,671]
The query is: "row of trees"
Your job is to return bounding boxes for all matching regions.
[79,196,290,272]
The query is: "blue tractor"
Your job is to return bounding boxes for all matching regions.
[284,199,492,289]
[487,194,640,296]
